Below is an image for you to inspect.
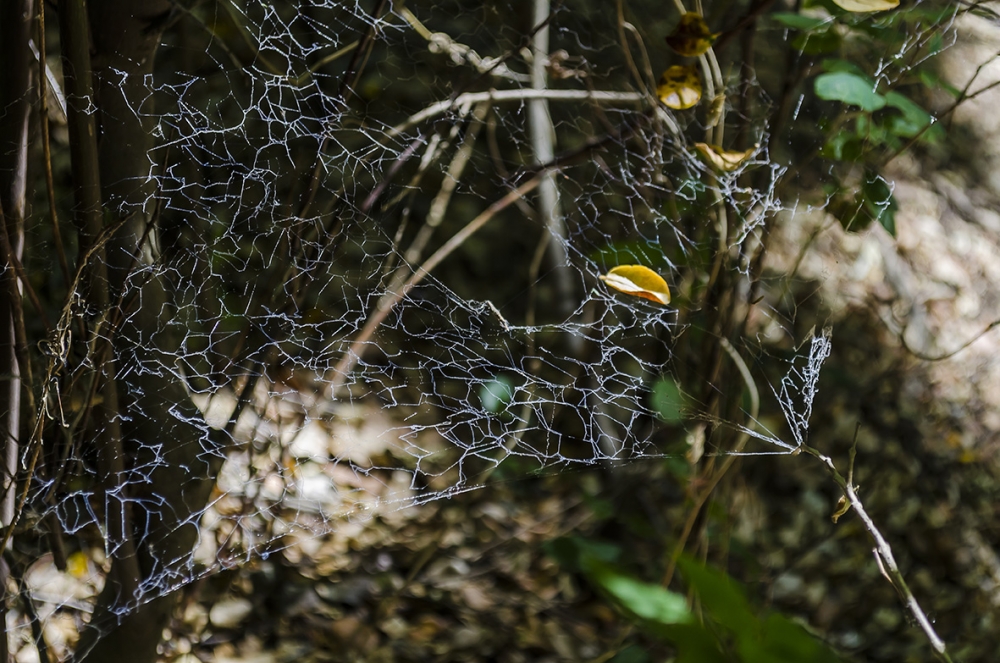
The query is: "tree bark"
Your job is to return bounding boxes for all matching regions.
[59,3,224,662]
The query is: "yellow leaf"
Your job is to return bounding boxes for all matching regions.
[832,0,899,11]
[657,66,702,110]
[599,265,671,305]
[830,495,851,523]
[67,551,90,578]
[693,142,757,172]
[665,13,717,57]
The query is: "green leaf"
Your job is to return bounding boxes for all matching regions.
[660,624,730,663]
[771,12,830,30]
[651,376,687,423]
[791,29,842,55]
[918,69,962,99]
[862,171,897,236]
[677,556,758,639]
[883,91,933,138]
[479,374,515,413]
[586,559,693,625]
[609,645,650,663]
[820,129,864,162]
[821,59,869,78]
[815,72,886,111]
[755,613,844,663]
[830,194,873,232]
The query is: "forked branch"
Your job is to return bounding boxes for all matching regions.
[802,434,955,663]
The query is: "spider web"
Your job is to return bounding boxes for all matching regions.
[2,0,958,658]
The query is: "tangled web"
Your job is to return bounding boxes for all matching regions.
[10,0,931,656]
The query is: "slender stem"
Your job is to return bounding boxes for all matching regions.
[328,175,544,396]
[59,0,141,594]
[386,89,647,140]
[0,207,34,412]
[663,337,759,587]
[900,318,1000,361]
[298,0,388,219]
[802,442,954,662]
[35,0,71,292]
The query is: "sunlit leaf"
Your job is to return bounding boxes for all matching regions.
[814,71,886,111]
[832,0,899,11]
[657,66,702,110]
[600,265,671,305]
[693,143,756,172]
[665,13,717,57]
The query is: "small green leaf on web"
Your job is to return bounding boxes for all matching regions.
[651,376,687,423]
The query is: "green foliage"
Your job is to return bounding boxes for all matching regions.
[650,376,688,424]
[815,71,886,112]
[827,170,897,235]
[775,1,955,240]
[479,374,515,414]
[771,12,830,31]
[547,539,844,662]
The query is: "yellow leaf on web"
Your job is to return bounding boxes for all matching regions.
[693,142,757,172]
[657,66,702,110]
[832,0,899,11]
[665,13,717,57]
[600,265,671,305]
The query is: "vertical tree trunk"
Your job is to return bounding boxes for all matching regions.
[0,0,33,659]
[59,4,223,662]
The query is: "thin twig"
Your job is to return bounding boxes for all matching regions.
[801,441,954,662]
[385,89,647,140]
[663,336,759,587]
[328,175,545,396]
[0,206,35,415]
[899,318,1000,361]
[35,0,71,292]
